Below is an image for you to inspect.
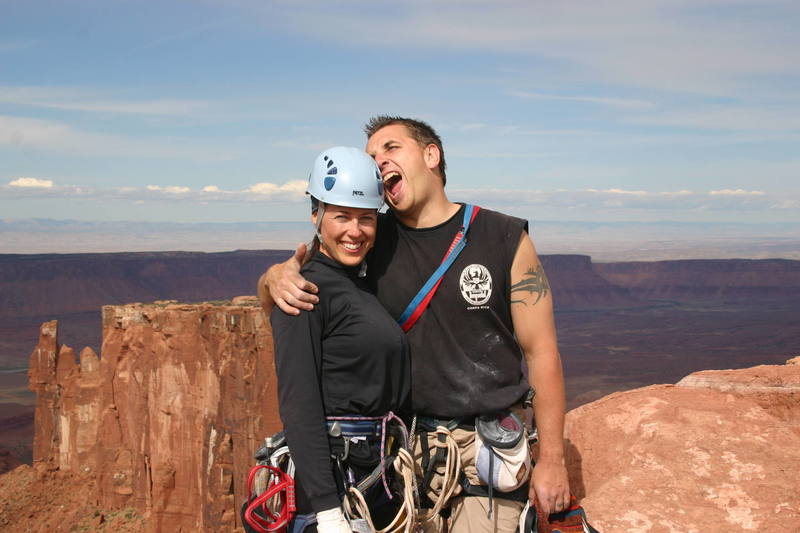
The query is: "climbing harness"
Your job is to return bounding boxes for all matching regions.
[414,406,534,522]
[243,416,417,533]
[326,412,419,532]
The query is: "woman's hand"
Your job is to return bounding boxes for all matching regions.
[316,507,352,533]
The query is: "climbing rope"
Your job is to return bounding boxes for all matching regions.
[416,426,462,528]
[343,448,418,532]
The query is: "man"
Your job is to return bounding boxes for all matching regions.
[259,116,570,532]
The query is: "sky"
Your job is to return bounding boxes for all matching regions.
[1,0,799,254]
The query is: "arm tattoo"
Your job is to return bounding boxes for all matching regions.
[510,264,550,306]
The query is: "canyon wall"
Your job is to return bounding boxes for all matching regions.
[0,251,291,319]
[5,253,800,326]
[540,254,641,309]
[595,258,800,301]
[27,299,280,532]
[1,252,628,320]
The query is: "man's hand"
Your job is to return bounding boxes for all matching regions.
[529,456,570,515]
[257,243,319,316]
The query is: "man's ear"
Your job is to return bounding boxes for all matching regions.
[424,143,441,171]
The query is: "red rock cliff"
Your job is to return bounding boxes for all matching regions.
[27,298,280,532]
[16,300,800,532]
[565,358,800,530]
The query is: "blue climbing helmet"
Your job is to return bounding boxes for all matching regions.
[307,146,384,209]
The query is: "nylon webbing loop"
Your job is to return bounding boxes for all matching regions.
[397,205,481,332]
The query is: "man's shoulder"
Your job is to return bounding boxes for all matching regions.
[472,205,529,234]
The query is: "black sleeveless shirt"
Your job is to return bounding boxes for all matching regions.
[367,204,529,418]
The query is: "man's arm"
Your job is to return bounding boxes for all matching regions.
[257,243,320,316]
[509,231,570,515]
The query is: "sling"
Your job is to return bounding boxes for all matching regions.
[397,204,481,332]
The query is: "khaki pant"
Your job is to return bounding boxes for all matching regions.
[413,426,527,533]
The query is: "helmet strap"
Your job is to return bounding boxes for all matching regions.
[314,201,326,246]
[303,236,320,263]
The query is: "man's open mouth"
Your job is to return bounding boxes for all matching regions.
[382,172,402,197]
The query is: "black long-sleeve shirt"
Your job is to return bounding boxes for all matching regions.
[270,252,410,512]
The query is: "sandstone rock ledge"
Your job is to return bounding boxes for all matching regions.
[26,299,280,533]
[565,361,800,531]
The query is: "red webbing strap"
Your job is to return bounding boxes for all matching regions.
[399,205,481,332]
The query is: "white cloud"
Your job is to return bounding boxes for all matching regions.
[659,190,693,196]
[1,180,311,204]
[146,185,191,194]
[589,188,648,196]
[710,189,766,196]
[9,177,54,188]
[247,180,307,197]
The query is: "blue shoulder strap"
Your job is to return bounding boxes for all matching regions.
[397,205,481,332]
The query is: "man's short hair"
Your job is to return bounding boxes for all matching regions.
[364,115,447,186]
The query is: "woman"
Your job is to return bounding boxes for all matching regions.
[271,147,411,533]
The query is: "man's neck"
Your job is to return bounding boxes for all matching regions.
[394,193,460,229]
